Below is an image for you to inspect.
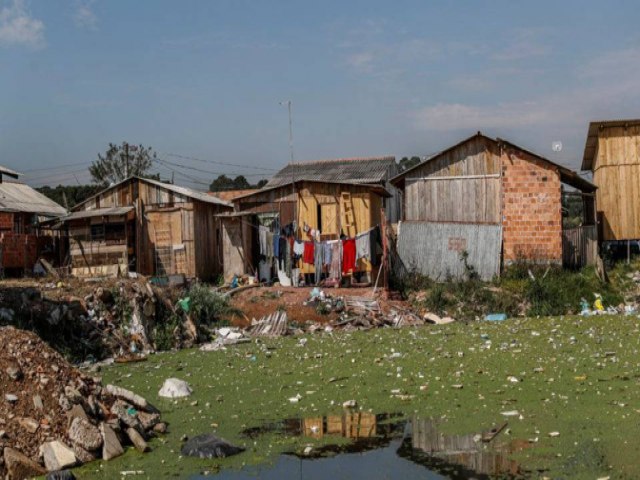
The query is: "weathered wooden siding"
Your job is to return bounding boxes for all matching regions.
[592,125,640,240]
[193,201,222,280]
[563,225,597,268]
[235,181,383,275]
[402,136,501,223]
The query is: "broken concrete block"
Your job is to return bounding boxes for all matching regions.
[40,441,76,472]
[66,404,88,428]
[100,423,124,461]
[137,411,160,430]
[126,428,149,453]
[3,447,46,479]
[17,417,38,434]
[104,384,158,413]
[68,417,102,451]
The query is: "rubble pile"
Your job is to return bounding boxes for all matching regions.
[0,326,166,480]
[0,279,200,360]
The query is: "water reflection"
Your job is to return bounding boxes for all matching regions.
[212,414,528,479]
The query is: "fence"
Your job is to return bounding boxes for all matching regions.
[394,221,502,281]
[562,225,597,269]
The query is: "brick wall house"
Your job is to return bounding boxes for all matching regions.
[390,133,595,279]
[500,145,563,263]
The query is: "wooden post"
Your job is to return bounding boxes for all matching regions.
[381,207,388,292]
[627,240,631,264]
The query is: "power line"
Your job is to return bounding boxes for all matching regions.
[165,152,277,172]
[154,157,270,178]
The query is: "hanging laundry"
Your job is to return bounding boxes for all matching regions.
[323,242,332,266]
[265,231,274,259]
[293,240,305,256]
[329,241,341,280]
[314,241,324,285]
[278,236,287,268]
[303,241,315,265]
[370,226,381,266]
[285,240,293,278]
[273,234,280,259]
[342,238,356,274]
[355,230,371,261]
[258,226,269,256]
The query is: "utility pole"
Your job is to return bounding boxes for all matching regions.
[279,100,295,199]
[279,100,294,164]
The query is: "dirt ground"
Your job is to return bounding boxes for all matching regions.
[224,286,406,327]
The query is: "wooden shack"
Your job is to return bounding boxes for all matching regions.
[57,176,232,279]
[220,177,390,283]
[0,165,67,274]
[391,133,597,279]
[582,119,640,242]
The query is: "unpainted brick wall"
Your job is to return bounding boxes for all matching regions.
[501,149,562,264]
[0,212,13,231]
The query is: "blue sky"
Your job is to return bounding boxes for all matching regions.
[1,0,639,188]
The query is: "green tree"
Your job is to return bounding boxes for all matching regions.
[398,156,421,173]
[209,175,267,191]
[36,184,103,209]
[89,142,158,186]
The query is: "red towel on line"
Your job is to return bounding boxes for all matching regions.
[342,238,356,274]
[303,241,315,265]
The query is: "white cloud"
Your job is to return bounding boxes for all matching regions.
[0,0,44,48]
[346,51,375,72]
[73,0,97,30]
[491,28,549,61]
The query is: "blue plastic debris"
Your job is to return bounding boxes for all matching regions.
[485,313,507,322]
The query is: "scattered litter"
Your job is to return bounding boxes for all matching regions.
[485,313,507,322]
[181,434,245,459]
[248,311,288,337]
[158,378,193,398]
[500,410,520,417]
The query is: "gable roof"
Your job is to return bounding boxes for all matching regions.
[581,119,640,171]
[73,176,233,211]
[0,179,67,217]
[233,179,392,201]
[265,156,397,187]
[391,132,596,193]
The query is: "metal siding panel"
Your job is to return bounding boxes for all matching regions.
[396,221,502,281]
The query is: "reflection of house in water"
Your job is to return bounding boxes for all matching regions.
[302,412,377,440]
[403,417,524,477]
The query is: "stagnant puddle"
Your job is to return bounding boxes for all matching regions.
[192,413,529,479]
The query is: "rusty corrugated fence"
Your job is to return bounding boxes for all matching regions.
[394,221,502,281]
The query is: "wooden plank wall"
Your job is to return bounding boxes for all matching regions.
[402,136,501,224]
[235,182,383,275]
[593,125,640,240]
[193,201,223,280]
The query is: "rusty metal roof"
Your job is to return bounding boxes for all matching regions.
[265,156,397,187]
[581,119,640,171]
[0,180,67,217]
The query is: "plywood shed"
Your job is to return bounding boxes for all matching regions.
[220,178,390,284]
[54,176,232,279]
[390,133,597,279]
[0,166,67,274]
[581,119,640,242]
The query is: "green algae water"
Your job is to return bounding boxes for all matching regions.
[77,316,640,479]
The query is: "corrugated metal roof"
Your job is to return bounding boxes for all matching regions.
[73,176,233,211]
[141,177,233,207]
[64,206,134,221]
[233,179,392,200]
[581,119,640,171]
[0,180,67,217]
[266,156,397,187]
[0,165,19,179]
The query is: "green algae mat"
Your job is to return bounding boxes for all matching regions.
[77,315,640,479]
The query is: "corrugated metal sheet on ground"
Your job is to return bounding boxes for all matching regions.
[395,221,502,281]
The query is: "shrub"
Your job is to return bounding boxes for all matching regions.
[185,283,234,327]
